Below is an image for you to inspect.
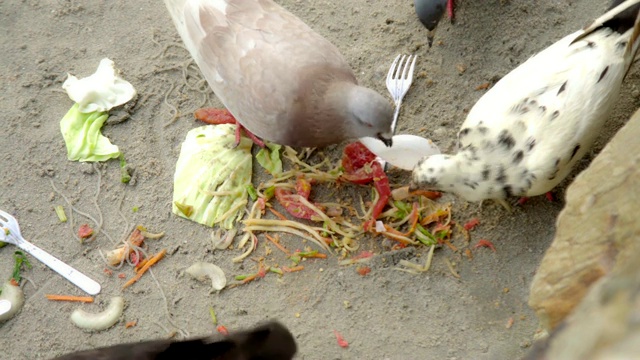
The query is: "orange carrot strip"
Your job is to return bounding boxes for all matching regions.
[402,202,420,236]
[134,258,149,273]
[242,274,259,284]
[265,234,291,256]
[268,208,288,221]
[382,225,416,245]
[45,294,94,303]
[125,320,138,328]
[409,190,442,199]
[122,249,167,289]
[282,265,304,273]
[443,239,459,252]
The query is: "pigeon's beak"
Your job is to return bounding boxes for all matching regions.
[378,133,393,147]
[427,29,436,47]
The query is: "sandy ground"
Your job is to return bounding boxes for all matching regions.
[1,0,639,359]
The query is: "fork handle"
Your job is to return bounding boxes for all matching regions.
[380,104,403,171]
[17,240,102,295]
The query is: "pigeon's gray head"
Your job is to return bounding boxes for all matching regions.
[410,153,491,202]
[346,85,394,147]
[414,0,447,46]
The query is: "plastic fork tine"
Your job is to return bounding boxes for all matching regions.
[380,54,417,170]
[386,54,417,134]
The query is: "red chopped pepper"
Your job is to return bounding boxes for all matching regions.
[474,239,496,252]
[356,266,371,276]
[275,187,317,220]
[77,224,94,239]
[295,176,312,199]
[217,325,229,335]
[463,218,480,231]
[129,252,141,266]
[333,330,349,348]
[340,142,392,230]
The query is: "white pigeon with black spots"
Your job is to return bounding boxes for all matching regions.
[411,0,640,206]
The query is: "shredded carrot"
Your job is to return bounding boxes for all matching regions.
[298,252,327,259]
[9,279,18,287]
[268,208,288,221]
[402,202,420,236]
[45,294,94,303]
[265,234,291,256]
[382,225,417,245]
[282,265,304,273]
[125,320,138,328]
[420,209,449,226]
[443,239,459,252]
[409,190,441,199]
[122,249,167,289]
[464,248,473,260]
[134,258,149,273]
[241,273,260,284]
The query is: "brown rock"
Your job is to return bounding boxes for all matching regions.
[524,246,640,360]
[528,108,640,331]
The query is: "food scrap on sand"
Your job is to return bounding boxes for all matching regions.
[185,262,227,291]
[45,295,94,303]
[103,226,164,267]
[60,58,136,162]
[70,296,124,331]
[333,330,349,348]
[122,249,167,289]
[0,251,31,322]
[474,239,496,252]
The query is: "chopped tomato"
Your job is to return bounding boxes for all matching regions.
[77,224,94,239]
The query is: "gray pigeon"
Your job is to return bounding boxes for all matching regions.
[414,0,455,47]
[50,321,296,360]
[411,0,640,207]
[164,0,394,148]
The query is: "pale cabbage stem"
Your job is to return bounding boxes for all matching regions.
[289,195,358,237]
[341,237,359,252]
[243,225,330,252]
[380,230,418,245]
[216,199,248,223]
[232,233,256,263]
[394,245,436,274]
[243,218,331,251]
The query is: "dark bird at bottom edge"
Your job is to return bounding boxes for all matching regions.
[50,321,297,360]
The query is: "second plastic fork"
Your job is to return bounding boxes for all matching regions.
[386,54,417,135]
[0,210,101,295]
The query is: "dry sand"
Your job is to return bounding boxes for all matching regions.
[1,0,639,359]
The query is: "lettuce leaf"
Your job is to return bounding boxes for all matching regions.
[255,142,283,175]
[172,125,252,229]
[60,104,120,162]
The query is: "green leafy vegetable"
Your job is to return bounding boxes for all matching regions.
[119,154,131,183]
[246,184,258,201]
[255,142,283,175]
[60,104,120,162]
[172,125,252,229]
[55,205,67,223]
[11,251,32,283]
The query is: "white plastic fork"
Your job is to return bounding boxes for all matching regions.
[386,54,417,135]
[0,210,101,295]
